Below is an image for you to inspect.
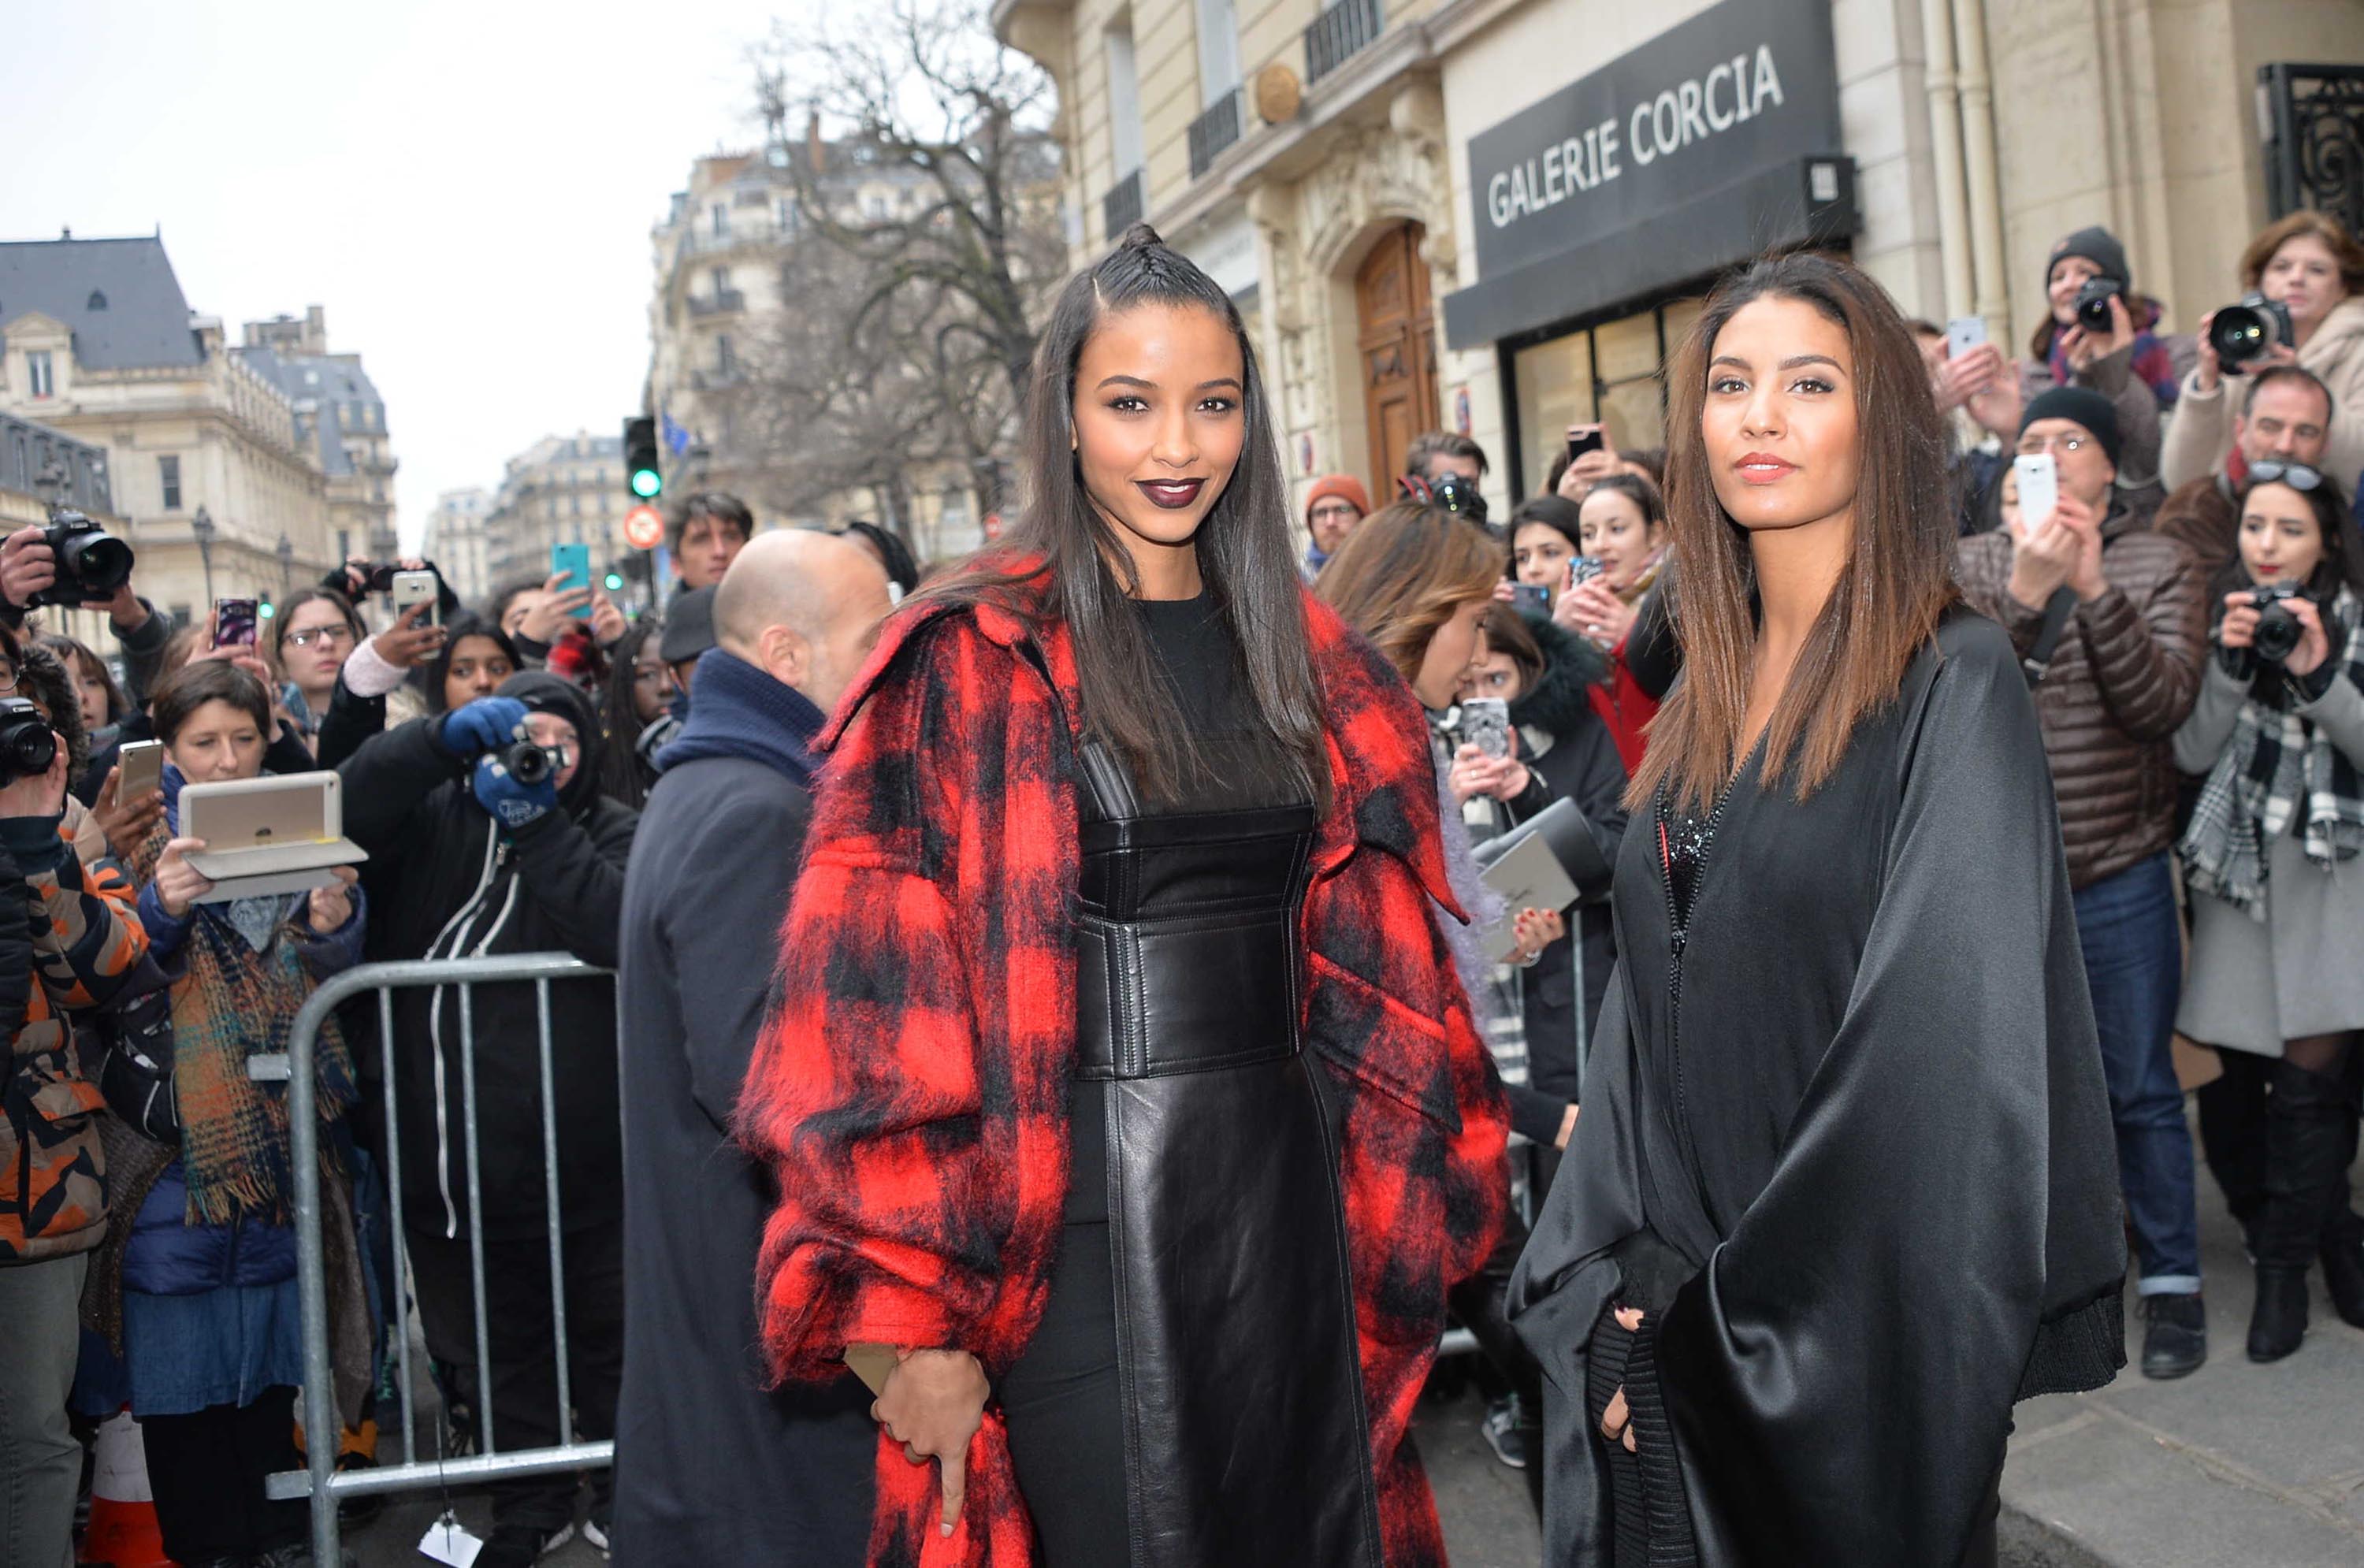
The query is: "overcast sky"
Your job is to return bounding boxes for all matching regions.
[2,0,808,548]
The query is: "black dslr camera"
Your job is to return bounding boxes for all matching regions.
[2246,584,2309,664]
[2072,277,2124,333]
[1399,470,1489,526]
[0,697,58,782]
[2210,295,2296,370]
[31,506,134,609]
[500,738,569,787]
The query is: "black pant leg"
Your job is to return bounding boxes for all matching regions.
[232,1385,310,1551]
[407,1228,578,1534]
[2195,1050,2271,1240]
[998,1221,1128,1568]
[561,1221,626,1512]
[142,1403,250,1562]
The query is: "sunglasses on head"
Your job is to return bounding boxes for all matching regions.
[2247,461,2324,492]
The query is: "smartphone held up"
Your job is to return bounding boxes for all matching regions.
[213,598,258,650]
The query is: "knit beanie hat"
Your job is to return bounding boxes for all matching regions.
[2046,226,2131,294]
[2020,386,2124,472]
[1303,474,1371,526]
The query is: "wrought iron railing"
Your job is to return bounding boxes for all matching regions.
[2261,63,2364,240]
[1102,168,1146,238]
[1188,89,1246,179]
[1306,0,1382,85]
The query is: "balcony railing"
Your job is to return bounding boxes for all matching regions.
[1188,89,1246,179]
[687,289,747,318]
[1306,0,1382,84]
[2262,63,2364,240]
[1102,169,1146,238]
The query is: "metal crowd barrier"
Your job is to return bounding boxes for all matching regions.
[252,953,619,1564]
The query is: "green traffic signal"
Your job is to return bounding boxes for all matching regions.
[603,572,625,592]
[630,467,663,499]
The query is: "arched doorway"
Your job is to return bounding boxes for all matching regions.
[1355,221,1440,499]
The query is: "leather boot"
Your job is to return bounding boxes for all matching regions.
[2248,1058,2348,1361]
[2322,1210,2364,1329]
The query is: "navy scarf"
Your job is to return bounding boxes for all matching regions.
[656,648,823,786]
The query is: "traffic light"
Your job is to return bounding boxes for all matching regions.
[624,416,662,500]
[603,571,625,593]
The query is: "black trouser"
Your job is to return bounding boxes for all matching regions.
[1448,1176,1544,1519]
[998,1220,1128,1567]
[140,1385,308,1563]
[407,1221,624,1536]
[2196,1046,2364,1253]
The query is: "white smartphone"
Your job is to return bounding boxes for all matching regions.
[2013,452,2060,530]
[117,738,165,802]
[1946,315,1988,359]
[390,569,440,628]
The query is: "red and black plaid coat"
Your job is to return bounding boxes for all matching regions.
[738,568,1509,1566]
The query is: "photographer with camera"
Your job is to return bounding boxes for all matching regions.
[1,506,170,705]
[336,671,637,1566]
[2019,227,2186,516]
[2156,367,2335,578]
[1957,386,2211,1377]
[2165,212,2364,496]
[0,620,151,1568]
[2173,466,2364,1362]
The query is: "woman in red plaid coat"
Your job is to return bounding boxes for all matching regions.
[738,225,1509,1566]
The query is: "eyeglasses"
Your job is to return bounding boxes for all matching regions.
[2247,460,2325,492]
[2016,432,2092,456]
[284,625,356,649]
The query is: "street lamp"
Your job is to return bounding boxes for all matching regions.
[191,506,216,608]
[277,533,294,596]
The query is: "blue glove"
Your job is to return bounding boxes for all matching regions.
[470,752,556,830]
[437,697,530,759]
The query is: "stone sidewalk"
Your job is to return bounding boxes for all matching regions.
[2000,1150,2364,1567]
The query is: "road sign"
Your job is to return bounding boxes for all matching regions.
[623,503,665,551]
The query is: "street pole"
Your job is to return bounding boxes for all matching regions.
[191,505,217,611]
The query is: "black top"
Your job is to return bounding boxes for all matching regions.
[1136,593,1300,812]
[1510,611,2128,1566]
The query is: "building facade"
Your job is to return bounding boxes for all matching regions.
[643,144,1006,563]
[0,235,351,627]
[240,306,400,563]
[998,0,2364,516]
[481,431,626,601]
[0,408,130,652]
[422,485,495,609]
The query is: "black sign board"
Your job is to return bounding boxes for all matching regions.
[1463,0,1840,282]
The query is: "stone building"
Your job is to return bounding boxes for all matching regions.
[0,407,132,652]
[0,234,348,626]
[240,306,400,564]
[481,431,626,601]
[423,485,496,609]
[997,0,2364,515]
[643,143,1005,563]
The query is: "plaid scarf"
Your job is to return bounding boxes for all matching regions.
[2180,587,2364,920]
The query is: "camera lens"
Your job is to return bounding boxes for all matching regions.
[0,700,56,782]
[504,740,553,786]
[58,530,132,595]
[2211,305,2272,368]
[2254,599,2305,663]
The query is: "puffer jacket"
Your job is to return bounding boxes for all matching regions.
[1956,503,2207,889]
[2162,295,2364,494]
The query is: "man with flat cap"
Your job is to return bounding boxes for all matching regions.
[611,531,894,1562]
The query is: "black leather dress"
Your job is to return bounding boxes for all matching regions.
[997,596,1381,1567]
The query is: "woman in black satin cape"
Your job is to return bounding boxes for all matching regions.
[1507,254,2129,1567]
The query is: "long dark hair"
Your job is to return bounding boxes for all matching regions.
[600,619,662,808]
[1634,253,1960,811]
[1315,501,1504,685]
[914,224,1326,806]
[2210,472,2364,611]
[427,615,522,715]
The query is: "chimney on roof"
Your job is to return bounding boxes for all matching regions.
[304,305,326,352]
[59,227,71,240]
[808,113,825,175]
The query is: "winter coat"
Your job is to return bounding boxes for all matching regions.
[0,814,151,1262]
[1955,501,2208,890]
[2163,295,2364,496]
[337,672,638,1242]
[737,570,1511,1567]
[2154,473,2240,581]
[612,653,873,1564]
[1502,615,1629,1119]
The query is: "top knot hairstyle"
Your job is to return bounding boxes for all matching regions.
[918,223,1329,808]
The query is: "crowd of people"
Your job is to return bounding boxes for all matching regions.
[2,206,2362,1568]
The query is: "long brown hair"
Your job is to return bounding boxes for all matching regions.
[1633,252,1959,812]
[916,225,1326,807]
[1314,500,1504,686]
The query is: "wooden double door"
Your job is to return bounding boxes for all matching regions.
[1356,221,1441,499]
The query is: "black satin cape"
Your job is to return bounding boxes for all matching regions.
[1507,611,2127,1566]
